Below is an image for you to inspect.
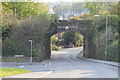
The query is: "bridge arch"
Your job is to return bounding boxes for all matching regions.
[41,20,96,60]
[51,31,84,49]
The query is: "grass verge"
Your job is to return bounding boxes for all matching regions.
[0,57,27,62]
[0,57,40,62]
[0,68,31,77]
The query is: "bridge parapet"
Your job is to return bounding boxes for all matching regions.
[58,25,87,35]
[58,25,78,29]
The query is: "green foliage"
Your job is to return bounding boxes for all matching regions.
[93,14,119,31]
[73,13,91,20]
[51,31,83,50]
[1,2,50,40]
[53,2,86,16]
[51,35,59,44]
[53,4,71,15]
[2,2,49,20]
[62,31,83,47]
[74,32,84,46]
[0,68,30,77]
[107,41,118,61]
[85,2,107,15]
[51,44,60,51]
[62,31,75,46]
[2,26,12,40]
[2,2,51,59]
[51,35,61,51]
[2,37,30,57]
[51,14,59,21]
[71,2,85,13]
[108,2,119,15]
[92,24,118,61]
[0,57,29,62]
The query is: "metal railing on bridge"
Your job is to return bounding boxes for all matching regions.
[58,25,78,31]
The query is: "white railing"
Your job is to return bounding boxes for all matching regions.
[58,25,78,29]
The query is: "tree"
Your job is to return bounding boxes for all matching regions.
[53,4,71,15]
[71,2,86,13]
[85,2,107,15]
[62,31,83,47]
[74,32,84,46]
[108,2,119,15]
[1,2,50,39]
[2,2,50,20]
[2,2,51,58]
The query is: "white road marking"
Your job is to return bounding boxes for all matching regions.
[40,71,52,78]
[40,61,53,78]
[49,61,53,72]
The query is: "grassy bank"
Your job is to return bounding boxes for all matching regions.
[0,68,31,77]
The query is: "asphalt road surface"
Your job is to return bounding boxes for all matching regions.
[43,47,118,78]
[3,47,118,78]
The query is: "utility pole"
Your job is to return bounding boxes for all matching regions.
[94,15,108,60]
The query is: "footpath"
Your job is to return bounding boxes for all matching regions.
[84,58,119,67]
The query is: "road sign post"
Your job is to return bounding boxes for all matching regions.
[29,40,33,65]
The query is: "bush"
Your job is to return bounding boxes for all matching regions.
[2,37,30,57]
[107,41,118,62]
[51,44,60,51]
[62,31,83,47]
[92,26,119,62]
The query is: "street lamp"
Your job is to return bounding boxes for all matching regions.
[94,15,108,60]
[28,40,33,64]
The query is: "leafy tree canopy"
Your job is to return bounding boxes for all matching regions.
[85,2,107,16]
[1,2,50,26]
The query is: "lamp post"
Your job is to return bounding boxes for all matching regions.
[94,15,108,60]
[29,40,33,64]
[105,16,108,60]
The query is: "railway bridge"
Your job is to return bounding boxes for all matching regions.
[40,20,96,60]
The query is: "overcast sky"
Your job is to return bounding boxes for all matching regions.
[38,0,84,2]
[1,0,118,2]
[38,0,118,2]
